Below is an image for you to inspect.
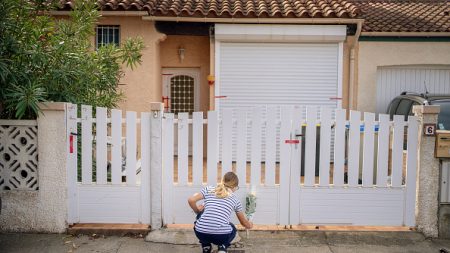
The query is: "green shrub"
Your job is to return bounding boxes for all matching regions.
[0,0,144,119]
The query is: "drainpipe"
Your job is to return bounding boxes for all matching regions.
[348,20,363,110]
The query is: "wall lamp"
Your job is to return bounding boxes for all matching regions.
[178,46,185,63]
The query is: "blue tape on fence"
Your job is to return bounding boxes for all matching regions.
[345,124,380,132]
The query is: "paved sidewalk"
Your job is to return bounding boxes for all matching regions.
[1,230,450,253]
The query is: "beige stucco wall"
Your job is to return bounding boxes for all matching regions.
[160,35,211,112]
[357,41,450,113]
[96,17,166,113]
[414,105,441,237]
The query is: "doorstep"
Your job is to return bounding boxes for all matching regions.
[67,223,150,236]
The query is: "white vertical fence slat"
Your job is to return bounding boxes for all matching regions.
[111,109,122,185]
[126,111,137,186]
[405,116,419,226]
[304,107,317,186]
[391,115,405,187]
[377,114,390,187]
[192,112,204,186]
[177,113,189,186]
[67,103,78,223]
[279,107,292,226]
[221,109,233,175]
[162,113,174,224]
[236,110,247,187]
[140,112,151,223]
[96,107,107,185]
[348,111,361,186]
[81,105,93,184]
[250,107,262,187]
[362,112,375,187]
[319,108,332,186]
[264,107,277,186]
[289,107,302,225]
[333,109,346,186]
[207,111,218,185]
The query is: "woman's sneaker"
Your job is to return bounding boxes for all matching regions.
[217,245,227,253]
[202,245,211,253]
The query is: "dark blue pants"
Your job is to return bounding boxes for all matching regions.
[194,223,237,250]
[194,211,237,250]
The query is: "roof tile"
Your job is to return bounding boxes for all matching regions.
[58,0,449,32]
[59,0,359,18]
[353,0,449,32]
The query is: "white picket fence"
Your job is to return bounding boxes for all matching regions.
[162,106,419,227]
[66,104,150,224]
[65,103,419,227]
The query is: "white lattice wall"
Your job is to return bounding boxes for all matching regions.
[0,120,38,190]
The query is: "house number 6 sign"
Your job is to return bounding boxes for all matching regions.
[423,123,436,136]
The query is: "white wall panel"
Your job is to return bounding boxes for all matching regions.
[78,185,140,223]
[376,66,450,113]
[299,188,405,226]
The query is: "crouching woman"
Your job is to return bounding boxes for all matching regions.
[188,172,253,253]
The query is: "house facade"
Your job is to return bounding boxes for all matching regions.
[55,0,450,115]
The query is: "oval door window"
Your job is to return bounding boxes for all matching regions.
[170,75,195,114]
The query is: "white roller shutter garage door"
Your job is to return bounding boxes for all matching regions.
[216,42,342,111]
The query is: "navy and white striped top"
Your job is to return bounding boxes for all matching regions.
[194,186,243,234]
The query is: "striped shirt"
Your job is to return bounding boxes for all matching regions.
[194,186,243,234]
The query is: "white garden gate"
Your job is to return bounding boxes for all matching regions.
[66,104,150,224]
[162,106,419,227]
[66,103,419,227]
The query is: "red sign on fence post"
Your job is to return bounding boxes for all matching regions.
[285,139,300,144]
[69,135,74,153]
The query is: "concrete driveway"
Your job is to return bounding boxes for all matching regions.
[1,231,450,253]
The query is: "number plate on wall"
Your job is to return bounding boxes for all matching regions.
[424,123,436,136]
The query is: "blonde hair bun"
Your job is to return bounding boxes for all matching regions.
[215,172,239,198]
